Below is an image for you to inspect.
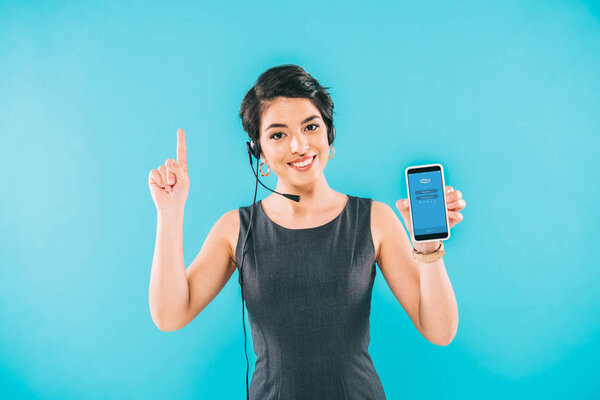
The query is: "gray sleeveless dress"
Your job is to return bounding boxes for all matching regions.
[235,194,387,400]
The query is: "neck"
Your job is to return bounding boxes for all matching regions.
[268,174,338,215]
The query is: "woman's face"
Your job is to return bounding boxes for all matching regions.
[259,97,330,187]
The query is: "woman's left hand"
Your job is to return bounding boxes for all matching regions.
[395,186,466,252]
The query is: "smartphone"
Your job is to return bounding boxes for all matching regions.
[405,163,450,243]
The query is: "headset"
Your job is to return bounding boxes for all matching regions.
[238,127,335,399]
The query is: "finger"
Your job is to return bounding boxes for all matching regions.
[166,159,187,186]
[148,169,166,189]
[447,189,462,202]
[177,129,188,174]
[158,165,171,192]
[164,159,176,186]
[395,198,409,210]
[447,198,467,211]
[448,211,463,224]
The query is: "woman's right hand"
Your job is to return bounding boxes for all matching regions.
[148,128,190,212]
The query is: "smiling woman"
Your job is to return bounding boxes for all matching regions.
[148,64,461,400]
[230,65,389,400]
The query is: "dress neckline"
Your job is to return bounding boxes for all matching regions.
[258,195,351,231]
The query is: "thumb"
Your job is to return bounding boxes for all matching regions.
[396,198,409,211]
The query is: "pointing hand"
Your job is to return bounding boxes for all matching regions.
[148,129,191,212]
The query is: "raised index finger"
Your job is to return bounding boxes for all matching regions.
[176,128,188,173]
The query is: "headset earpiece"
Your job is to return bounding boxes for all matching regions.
[247,139,261,160]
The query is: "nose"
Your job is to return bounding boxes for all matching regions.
[290,132,309,154]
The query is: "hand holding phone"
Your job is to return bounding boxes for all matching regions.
[396,163,466,247]
[404,163,451,243]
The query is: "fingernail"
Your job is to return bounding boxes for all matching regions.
[168,178,174,184]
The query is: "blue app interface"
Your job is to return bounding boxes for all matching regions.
[408,170,447,235]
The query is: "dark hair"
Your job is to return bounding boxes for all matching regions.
[239,64,335,158]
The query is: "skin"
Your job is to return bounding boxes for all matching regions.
[148,97,465,346]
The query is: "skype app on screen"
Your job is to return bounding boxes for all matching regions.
[408,171,447,235]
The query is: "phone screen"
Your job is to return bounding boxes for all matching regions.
[406,165,449,241]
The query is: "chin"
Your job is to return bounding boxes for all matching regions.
[288,171,321,186]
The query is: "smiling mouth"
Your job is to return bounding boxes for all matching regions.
[288,155,316,168]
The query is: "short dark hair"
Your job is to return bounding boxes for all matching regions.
[239,64,335,158]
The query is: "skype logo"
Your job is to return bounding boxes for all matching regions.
[420,178,431,184]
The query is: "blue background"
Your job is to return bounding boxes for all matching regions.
[1,0,599,399]
[408,170,447,235]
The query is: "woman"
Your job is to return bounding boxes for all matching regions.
[148,65,465,399]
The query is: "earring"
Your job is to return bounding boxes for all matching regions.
[328,145,335,159]
[259,162,270,176]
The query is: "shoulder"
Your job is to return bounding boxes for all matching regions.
[370,199,396,223]
[218,208,240,227]
[348,197,396,227]
[370,200,397,232]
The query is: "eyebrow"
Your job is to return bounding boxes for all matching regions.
[265,115,321,131]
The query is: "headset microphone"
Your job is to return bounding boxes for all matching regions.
[238,139,300,400]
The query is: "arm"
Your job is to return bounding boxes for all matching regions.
[148,128,239,332]
[412,240,458,346]
[148,208,189,331]
[371,201,458,346]
[149,208,239,332]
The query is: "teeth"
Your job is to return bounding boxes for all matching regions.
[290,156,314,168]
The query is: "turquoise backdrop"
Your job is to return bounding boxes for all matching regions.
[1,0,599,398]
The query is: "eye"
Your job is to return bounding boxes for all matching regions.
[306,124,319,131]
[270,132,285,140]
